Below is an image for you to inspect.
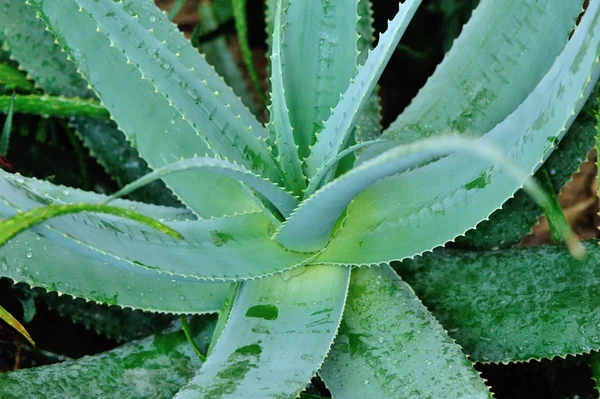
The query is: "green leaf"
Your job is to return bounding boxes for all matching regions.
[0,175,230,313]
[266,0,306,196]
[395,242,600,363]
[0,94,109,119]
[281,0,360,160]
[278,137,580,255]
[174,265,350,398]
[457,90,598,249]
[168,0,187,20]
[0,169,313,281]
[0,317,215,399]
[372,0,584,149]
[207,283,239,357]
[319,1,600,265]
[106,157,299,218]
[0,203,183,244]
[0,92,14,156]
[232,0,266,105]
[69,0,279,181]
[320,266,491,399]
[536,167,570,244]
[0,0,94,98]
[0,303,34,346]
[304,0,422,180]
[27,0,260,217]
[0,64,35,91]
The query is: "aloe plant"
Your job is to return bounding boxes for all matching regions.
[0,0,598,397]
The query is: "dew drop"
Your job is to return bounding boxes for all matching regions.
[26,252,32,259]
[179,295,186,301]
[148,15,157,23]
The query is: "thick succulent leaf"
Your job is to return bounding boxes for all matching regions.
[197,1,259,116]
[67,0,279,181]
[232,0,266,105]
[372,0,584,150]
[0,0,179,206]
[395,242,600,363]
[43,293,173,342]
[0,94,109,119]
[0,171,313,280]
[318,1,600,265]
[0,0,93,98]
[266,0,306,196]
[0,317,215,399]
[0,174,232,312]
[0,227,230,313]
[0,203,183,243]
[0,64,34,91]
[28,0,260,217]
[175,265,350,399]
[107,157,299,218]
[281,0,359,159]
[457,92,598,249]
[277,137,554,253]
[321,266,491,399]
[304,0,421,180]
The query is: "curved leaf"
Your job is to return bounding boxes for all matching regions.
[321,266,490,399]
[0,203,183,244]
[395,242,600,363]
[266,0,306,196]
[107,157,299,218]
[319,1,600,265]
[367,0,583,152]
[282,0,360,159]
[304,0,422,180]
[277,137,579,255]
[0,317,215,399]
[175,265,350,398]
[0,303,34,346]
[68,0,279,181]
[27,0,260,217]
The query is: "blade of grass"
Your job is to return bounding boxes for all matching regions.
[0,93,15,156]
[0,303,34,346]
[0,94,109,119]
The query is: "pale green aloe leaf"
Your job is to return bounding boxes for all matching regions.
[0,303,34,346]
[277,137,581,255]
[0,0,178,206]
[457,89,598,249]
[320,266,491,399]
[365,0,584,155]
[232,0,266,105]
[25,0,260,217]
[0,94,109,119]
[66,0,279,181]
[282,0,359,160]
[174,265,350,399]
[0,64,35,91]
[266,0,306,196]
[0,203,183,244]
[106,157,299,218]
[0,92,14,156]
[0,317,216,399]
[395,242,600,363]
[319,1,600,265]
[304,0,422,180]
[0,0,94,98]
[0,170,313,280]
